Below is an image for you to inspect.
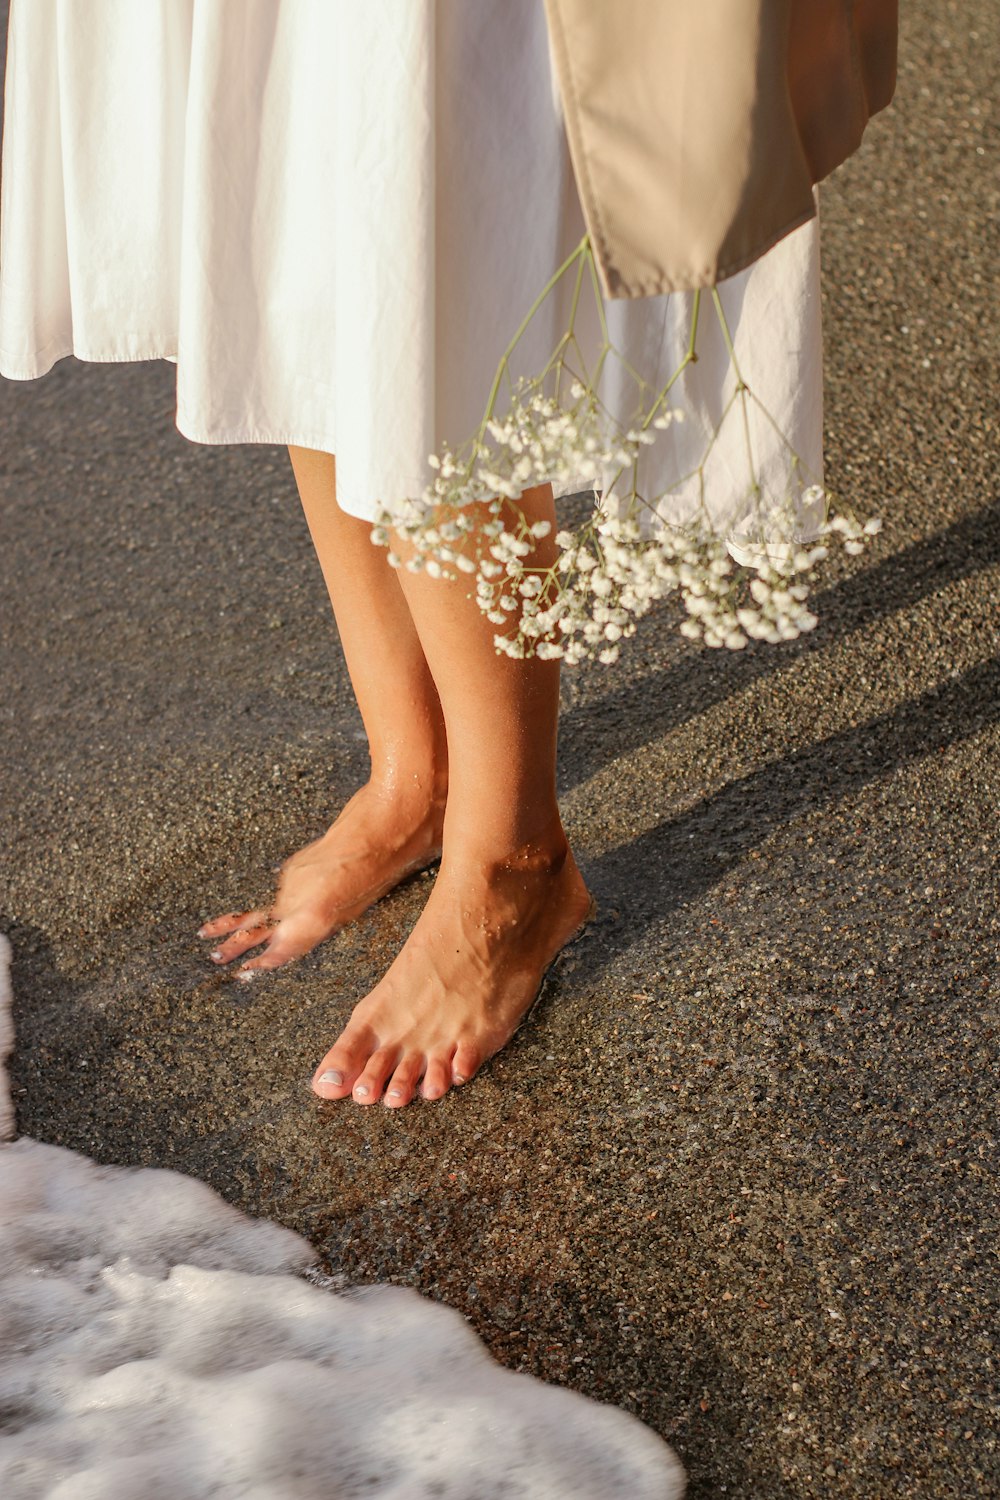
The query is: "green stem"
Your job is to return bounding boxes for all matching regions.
[585,243,611,345]
[554,253,587,405]
[688,289,702,361]
[471,238,590,450]
[567,248,586,336]
[710,288,743,385]
[711,288,757,499]
[640,291,703,430]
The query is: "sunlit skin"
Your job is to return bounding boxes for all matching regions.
[199,447,592,1106]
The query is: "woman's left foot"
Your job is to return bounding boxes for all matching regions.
[197,778,445,975]
[311,836,593,1107]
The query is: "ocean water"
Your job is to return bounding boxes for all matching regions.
[0,936,685,1499]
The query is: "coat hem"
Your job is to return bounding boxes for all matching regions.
[601,203,820,299]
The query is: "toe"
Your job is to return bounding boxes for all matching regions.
[198,909,267,941]
[312,1023,377,1100]
[209,922,274,965]
[262,910,339,965]
[451,1042,480,1088]
[421,1053,454,1101]
[383,1054,424,1108]
[235,921,313,979]
[351,1046,398,1105]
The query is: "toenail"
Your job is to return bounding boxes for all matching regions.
[236,968,259,983]
[354,1084,370,1097]
[453,1075,467,1086]
[318,1070,343,1085]
[198,926,210,939]
[387,1088,401,1098]
[209,949,223,962]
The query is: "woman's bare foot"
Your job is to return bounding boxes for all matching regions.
[197,777,446,975]
[311,835,593,1107]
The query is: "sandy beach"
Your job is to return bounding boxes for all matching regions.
[2,3,998,1495]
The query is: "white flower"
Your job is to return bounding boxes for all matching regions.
[683,594,714,618]
[382,251,849,665]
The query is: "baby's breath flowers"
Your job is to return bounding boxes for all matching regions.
[371,237,882,663]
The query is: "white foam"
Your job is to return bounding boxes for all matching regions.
[0,936,685,1498]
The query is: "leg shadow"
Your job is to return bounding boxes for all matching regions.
[583,653,999,968]
[560,501,1000,791]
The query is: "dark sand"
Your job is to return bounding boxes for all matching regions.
[2,4,997,1496]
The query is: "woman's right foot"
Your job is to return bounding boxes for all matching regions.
[310,832,593,1107]
[197,778,446,975]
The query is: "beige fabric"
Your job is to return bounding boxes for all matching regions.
[544,0,898,297]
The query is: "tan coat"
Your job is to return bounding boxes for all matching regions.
[543,0,898,296]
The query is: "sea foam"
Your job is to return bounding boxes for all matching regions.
[0,935,685,1498]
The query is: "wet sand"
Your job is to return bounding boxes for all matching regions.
[2,4,998,1496]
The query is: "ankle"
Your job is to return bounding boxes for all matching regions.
[366,761,448,825]
[441,816,571,882]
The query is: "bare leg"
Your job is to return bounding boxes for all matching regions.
[198,448,448,970]
[312,483,592,1107]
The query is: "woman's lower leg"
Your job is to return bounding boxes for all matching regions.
[198,447,448,969]
[312,483,592,1107]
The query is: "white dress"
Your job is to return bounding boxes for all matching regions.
[0,0,822,551]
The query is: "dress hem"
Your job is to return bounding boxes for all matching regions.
[0,337,345,453]
[0,338,184,379]
[0,342,814,561]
